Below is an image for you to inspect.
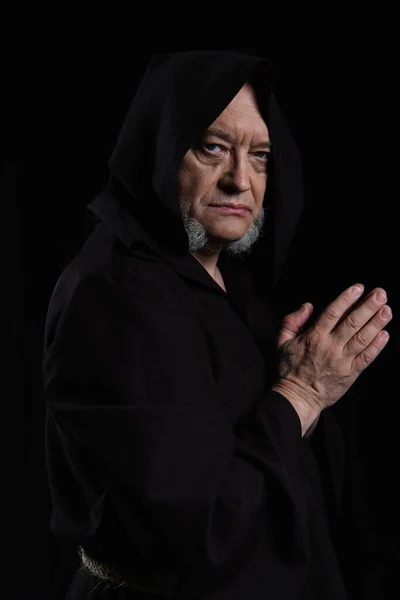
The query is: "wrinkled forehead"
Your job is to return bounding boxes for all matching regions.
[225,82,263,112]
[208,83,270,143]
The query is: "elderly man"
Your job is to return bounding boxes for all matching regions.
[43,51,391,599]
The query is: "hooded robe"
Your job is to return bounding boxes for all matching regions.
[43,51,349,599]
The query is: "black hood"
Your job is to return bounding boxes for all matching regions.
[87,50,304,292]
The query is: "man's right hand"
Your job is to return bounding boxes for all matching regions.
[271,284,392,435]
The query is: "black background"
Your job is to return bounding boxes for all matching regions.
[11,42,398,598]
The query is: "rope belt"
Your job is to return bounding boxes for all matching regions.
[78,546,165,595]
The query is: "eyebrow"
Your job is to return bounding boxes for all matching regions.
[205,126,272,150]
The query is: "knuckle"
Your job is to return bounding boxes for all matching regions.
[364,300,376,312]
[305,328,320,346]
[344,313,359,331]
[324,306,340,321]
[373,315,385,329]
[282,314,296,327]
[353,330,368,347]
[360,350,373,366]
[326,345,337,360]
[344,293,355,307]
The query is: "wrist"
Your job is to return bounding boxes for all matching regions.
[271,382,321,437]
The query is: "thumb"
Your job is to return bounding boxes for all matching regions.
[276,302,313,348]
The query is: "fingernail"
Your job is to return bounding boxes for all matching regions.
[350,285,363,297]
[376,291,387,303]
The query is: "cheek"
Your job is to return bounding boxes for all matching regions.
[179,165,218,202]
[177,164,193,196]
[253,176,267,207]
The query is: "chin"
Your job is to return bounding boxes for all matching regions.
[207,224,249,242]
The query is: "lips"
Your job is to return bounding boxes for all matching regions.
[209,204,251,212]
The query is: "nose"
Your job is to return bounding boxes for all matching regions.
[219,154,251,195]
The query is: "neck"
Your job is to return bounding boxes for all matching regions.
[191,249,220,278]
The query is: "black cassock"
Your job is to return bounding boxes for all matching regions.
[43,51,349,599]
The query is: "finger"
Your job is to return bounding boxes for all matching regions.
[314,284,364,334]
[294,302,313,329]
[333,287,388,346]
[276,303,313,347]
[344,304,392,356]
[332,286,378,326]
[352,329,390,374]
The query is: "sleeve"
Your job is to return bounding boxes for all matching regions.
[44,268,310,591]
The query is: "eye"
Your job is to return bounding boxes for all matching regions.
[203,143,224,154]
[252,151,269,160]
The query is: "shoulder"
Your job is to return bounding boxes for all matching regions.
[43,249,187,353]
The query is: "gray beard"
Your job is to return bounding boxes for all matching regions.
[180,202,266,256]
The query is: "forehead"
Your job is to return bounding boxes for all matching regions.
[211,83,269,141]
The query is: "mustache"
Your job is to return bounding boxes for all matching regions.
[179,200,266,256]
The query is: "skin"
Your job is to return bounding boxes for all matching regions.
[177,83,392,437]
[177,82,270,286]
[272,285,392,435]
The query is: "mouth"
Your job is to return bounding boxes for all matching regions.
[209,204,251,216]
